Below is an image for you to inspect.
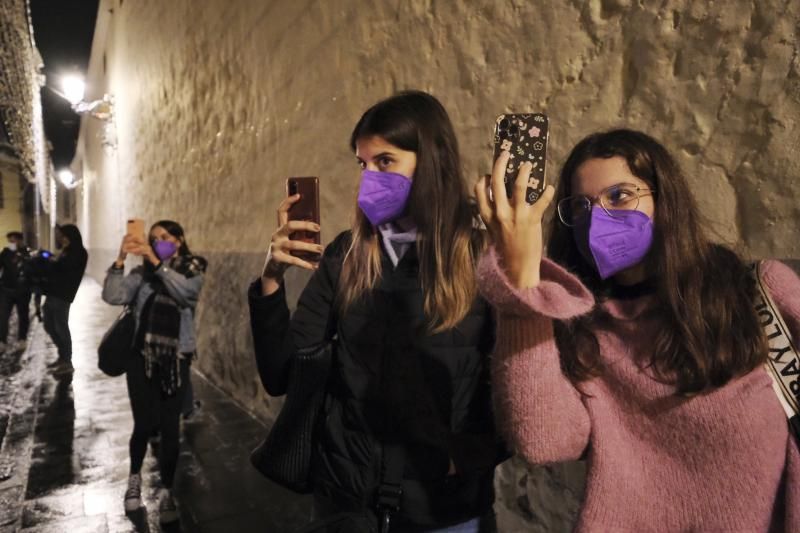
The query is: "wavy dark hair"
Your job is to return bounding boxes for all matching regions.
[340,90,485,332]
[549,129,767,394]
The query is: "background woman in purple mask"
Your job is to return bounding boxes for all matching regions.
[250,91,505,532]
[475,129,799,531]
[103,220,206,524]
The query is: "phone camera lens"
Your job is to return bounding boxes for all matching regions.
[509,125,520,137]
[499,118,510,131]
[289,183,297,195]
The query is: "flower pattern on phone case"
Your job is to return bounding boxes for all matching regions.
[493,113,549,204]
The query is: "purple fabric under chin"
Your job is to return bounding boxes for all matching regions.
[378,217,417,267]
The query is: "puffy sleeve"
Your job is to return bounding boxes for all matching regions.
[477,246,595,464]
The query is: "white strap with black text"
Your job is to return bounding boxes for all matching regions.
[752,262,800,434]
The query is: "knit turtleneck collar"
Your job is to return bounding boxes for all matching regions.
[599,278,659,321]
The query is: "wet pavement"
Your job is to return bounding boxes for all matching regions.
[0,278,312,532]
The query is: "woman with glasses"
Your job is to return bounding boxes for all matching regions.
[474,129,799,531]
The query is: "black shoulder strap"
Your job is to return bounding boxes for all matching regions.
[376,444,404,533]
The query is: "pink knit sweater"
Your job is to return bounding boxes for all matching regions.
[477,248,800,532]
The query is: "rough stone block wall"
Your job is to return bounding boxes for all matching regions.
[76,0,799,530]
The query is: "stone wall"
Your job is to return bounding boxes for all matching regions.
[75,0,800,530]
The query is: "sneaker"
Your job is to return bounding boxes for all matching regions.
[158,488,179,524]
[50,361,74,376]
[124,473,142,512]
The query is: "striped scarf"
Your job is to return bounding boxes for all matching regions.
[141,285,182,395]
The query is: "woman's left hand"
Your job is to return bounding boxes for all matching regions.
[125,237,160,266]
[474,150,555,288]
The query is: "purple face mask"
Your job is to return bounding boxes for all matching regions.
[153,240,178,261]
[357,169,412,226]
[574,208,653,280]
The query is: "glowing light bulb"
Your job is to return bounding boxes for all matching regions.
[58,169,75,187]
[61,74,85,105]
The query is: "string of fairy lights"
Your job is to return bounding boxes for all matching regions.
[0,0,54,215]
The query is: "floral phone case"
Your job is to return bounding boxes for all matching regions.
[493,113,549,204]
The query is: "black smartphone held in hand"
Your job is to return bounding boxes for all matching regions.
[493,113,549,204]
[286,177,321,261]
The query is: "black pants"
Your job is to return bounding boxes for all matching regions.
[43,296,72,361]
[126,355,189,488]
[0,288,31,342]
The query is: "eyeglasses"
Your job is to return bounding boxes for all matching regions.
[557,183,655,227]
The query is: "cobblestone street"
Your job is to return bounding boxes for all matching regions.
[0,278,312,532]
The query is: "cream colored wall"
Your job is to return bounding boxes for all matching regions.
[75,1,800,529]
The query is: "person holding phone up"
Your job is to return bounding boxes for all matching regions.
[102,220,206,524]
[475,129,799,531]
[249,91,505,532]
[43,224,88,376]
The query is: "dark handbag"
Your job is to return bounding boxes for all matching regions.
[250,342,333,493]
[97,305,137,377]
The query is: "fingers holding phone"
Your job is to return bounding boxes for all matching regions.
[261,178,323,290]
[477,113,556,289]
[493,113,549,204]
[269,220,322,267]
[117,219,146,264]
[476,153,554,289]
[285,177,321,262]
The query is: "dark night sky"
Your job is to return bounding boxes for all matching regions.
[29,0,100,169]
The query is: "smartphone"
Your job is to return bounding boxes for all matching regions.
[126,218,145,241]
[493,113,549,204]
[286,177,321,261]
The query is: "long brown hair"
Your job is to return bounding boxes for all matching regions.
[548,129,767,394]
[340,91,485,332]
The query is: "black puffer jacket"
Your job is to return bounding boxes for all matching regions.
[249,231,505,529]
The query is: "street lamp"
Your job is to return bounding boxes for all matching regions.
[58,169,75,188]
[60,74,85,105]
[52,73,114,121]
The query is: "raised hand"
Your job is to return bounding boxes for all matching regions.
[260,194,323,295]
[474,150,555,288]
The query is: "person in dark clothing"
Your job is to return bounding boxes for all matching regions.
[102,220,206,525]
[0,231,32,352]
[44,224,88,375]
[249,91,505,532]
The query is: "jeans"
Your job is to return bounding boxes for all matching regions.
[0,288,31,342]
[43,296,72,362]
